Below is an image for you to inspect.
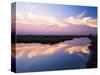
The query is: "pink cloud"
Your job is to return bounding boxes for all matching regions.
[16,11,97,28]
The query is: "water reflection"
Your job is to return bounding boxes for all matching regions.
[14,37,91,58]
[12,37,92,72]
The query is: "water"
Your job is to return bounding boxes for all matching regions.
[12,37,93,72]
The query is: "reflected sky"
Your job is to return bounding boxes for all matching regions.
[12,37,92,72]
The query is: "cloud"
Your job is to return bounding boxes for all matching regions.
[16,12,67,27]
[64,17,97,28]
[64,17,82,25]
[16,11,97,28]
[82,17,97,28]
[77,10,86,18]
[12,38,91,59]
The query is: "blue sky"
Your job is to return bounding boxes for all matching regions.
[16,2,97,19]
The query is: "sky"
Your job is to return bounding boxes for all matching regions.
[12,2,97,35]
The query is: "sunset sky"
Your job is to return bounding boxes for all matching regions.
[11,2,97,72]
[12,2,97,35]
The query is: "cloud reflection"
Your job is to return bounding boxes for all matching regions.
[12,38,91,59]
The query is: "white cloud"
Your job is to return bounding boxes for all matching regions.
[82,17,97,27]
[77,10,86,18]
[16,12,67,27]
[64,17,82,25]
[16,11,97,28]
[64,16,97,28]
